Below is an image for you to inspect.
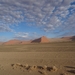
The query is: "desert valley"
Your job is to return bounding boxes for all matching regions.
[1,36,75,45]
[0,36,75,75]
[0,0,75,75]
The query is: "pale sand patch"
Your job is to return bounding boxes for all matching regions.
[0,41,75,75]
[0,52,75,75]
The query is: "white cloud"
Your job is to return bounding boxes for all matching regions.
[0,0,75,35]
[0,24,13,32]
[64,12,75,29]
[14,32,42,40]
[14,32,29,40]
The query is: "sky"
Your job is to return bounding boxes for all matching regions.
[0,0,75,42]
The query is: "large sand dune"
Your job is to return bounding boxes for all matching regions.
[21,40,32,44]
[32,36,50,43]
[2,36,75,45]
[0,42,3,45]
[3,40,21,45]
[48,36,75,42]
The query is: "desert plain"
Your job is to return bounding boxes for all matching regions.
[0,41,75,75]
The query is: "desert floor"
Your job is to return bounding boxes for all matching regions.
[0,42,75,75]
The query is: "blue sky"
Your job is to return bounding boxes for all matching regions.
[0,0,75,41]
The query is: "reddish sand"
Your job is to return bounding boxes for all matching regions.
[3,40,21,45]
[32,36,50,43]
[21,40,32,44]
[3,36,50,45]
[61,36,75,41]
[2,36,75,45]
[70,36,75,41]
[0,42,3,45]
[61,36,72,40]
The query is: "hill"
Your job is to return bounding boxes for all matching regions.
[0,42,3,45]
[3,39,21,45]
[2,35,75,45]
[31,36,50,43]
[20,40,32,44]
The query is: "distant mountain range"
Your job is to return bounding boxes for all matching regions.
[0,36,75,45]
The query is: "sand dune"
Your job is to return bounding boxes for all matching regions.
[31,36,50,43]
[49,38,71,42]
[0,42,3,45]
[61,36,75,41]
[49,36,75,42]
[21,40,32,44]
[71,36,75,41]
[3,39,21,45]
[3,36,50,45]
[2,35,75,45]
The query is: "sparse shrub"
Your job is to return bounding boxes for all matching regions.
[38,70,47,75]
[60,73,67,75]
[25,64,29,68]
[16,63,21,66]
[30,65,37,70]
[12,64,17,68]
[51,66,58,72]
[43,65,47,69]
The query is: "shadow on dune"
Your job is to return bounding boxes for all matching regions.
[71,36,75,41]
[31,36,50,43]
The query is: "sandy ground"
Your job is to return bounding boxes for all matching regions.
[0,52,75,75]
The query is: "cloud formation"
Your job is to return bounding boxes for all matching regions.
[14,32,42,40]
[0,0,75,35]
[0,24,12,32]
[14,32,29,40]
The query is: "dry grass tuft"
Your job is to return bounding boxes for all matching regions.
[11,63,58,74]
[38,70,47,75]
[25,64,30,70]
[16,63,22,66]
[51,66,58,72]
[25,64,29,68]
[37,66,44,70]
[43,65,47,70]
[11,64,17,68]
[60,73,67,75]
[30,65,37,70]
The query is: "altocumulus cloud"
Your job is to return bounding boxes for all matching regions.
[0,0,75,35]
[0,24,13,32]
[14,32,29,40]
[14,32,42,40]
